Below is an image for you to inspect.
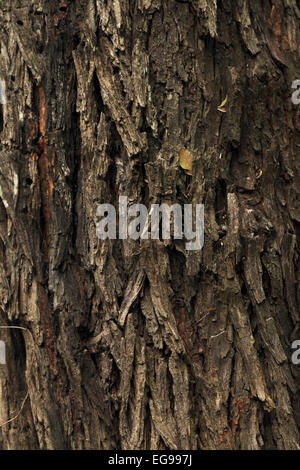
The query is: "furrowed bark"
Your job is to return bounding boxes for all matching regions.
[0,0,300,450]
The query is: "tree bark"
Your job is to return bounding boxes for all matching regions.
[0,0,300,450]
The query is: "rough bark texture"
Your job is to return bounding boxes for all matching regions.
[0,0,300,450]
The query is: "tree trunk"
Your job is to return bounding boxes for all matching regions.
[0,0,300,450]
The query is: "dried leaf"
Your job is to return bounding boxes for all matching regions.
[179,149,193,175]
[218,95,228,109]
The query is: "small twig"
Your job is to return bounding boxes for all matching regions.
[0,391,29,428]
[0,325,34,428]
[210,330,226,340]
[196,308,216,324]
[0,325,31,333]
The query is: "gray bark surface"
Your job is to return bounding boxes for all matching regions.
[0,0,300,450]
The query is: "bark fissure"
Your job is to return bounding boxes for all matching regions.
[0,0,299,450]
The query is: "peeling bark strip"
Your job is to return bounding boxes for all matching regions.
[0,0,300,450]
